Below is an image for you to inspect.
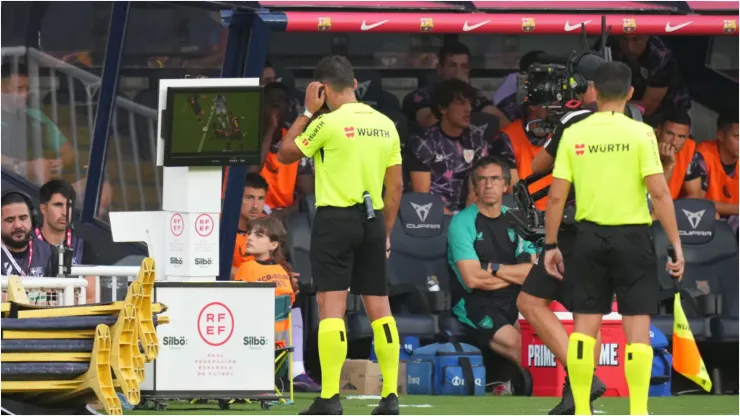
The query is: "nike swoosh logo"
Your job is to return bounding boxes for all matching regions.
[361,20,389,31]
[564,20,591,31]
[463,20,490,32]
[665,21,692,33]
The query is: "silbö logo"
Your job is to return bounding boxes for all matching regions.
[243,335,268,349]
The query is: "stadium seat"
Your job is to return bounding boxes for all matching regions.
[650,199,737,339]
[286,194,316,292]
[354,70,383,109]
[386,193,450,294]
[345,193,448,342]
[710,267,739,342]
[379,90,402,114]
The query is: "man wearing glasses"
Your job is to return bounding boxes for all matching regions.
[447,156,536,371]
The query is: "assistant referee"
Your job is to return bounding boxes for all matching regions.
[542,61,685,416]
[277,56,404,416]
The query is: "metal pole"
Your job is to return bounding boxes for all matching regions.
[82,1,130,222]
[218,12,271,281]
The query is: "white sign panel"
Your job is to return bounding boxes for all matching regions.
[164,212,219,277]
[150,282,275,393]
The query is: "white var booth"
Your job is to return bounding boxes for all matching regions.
[109,77,277,399]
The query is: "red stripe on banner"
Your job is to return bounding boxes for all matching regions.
[472,1,676,11]
[284,12,740,35]
[260,1,461,10]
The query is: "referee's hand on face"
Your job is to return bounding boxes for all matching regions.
[305,81,327,113]
[544,247,565,280]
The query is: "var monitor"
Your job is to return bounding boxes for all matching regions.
[163,86,262,167]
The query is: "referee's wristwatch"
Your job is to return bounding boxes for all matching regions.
[300,107,313,119]
[543,242,558,251]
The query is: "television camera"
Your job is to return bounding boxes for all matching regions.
[515,17,614,135]
[509,18,618,242]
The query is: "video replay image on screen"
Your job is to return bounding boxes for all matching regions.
[164,86,262,167]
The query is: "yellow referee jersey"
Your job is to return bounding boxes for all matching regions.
[294,103,402,210]
[552,111,663,226]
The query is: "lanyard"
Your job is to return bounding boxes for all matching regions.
[1,240,32,276]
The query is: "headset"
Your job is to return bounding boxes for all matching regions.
[1,190,40,229]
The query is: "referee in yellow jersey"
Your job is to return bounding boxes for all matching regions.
[277,56,404,415]
[541,61,685,416]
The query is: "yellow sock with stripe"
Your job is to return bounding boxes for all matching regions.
[567,332,596,415]
[371,316,400,398]
[318,318,347,399]
[625,343,653,415]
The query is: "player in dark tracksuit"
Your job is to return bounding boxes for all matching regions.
[189,95,204,124]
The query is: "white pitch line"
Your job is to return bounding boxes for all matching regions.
[197,104,216,152]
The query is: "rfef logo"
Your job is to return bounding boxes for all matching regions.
[197,302,235,347]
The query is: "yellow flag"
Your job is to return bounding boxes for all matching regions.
[672,293,712,392]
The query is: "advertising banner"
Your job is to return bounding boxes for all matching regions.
[164,212,220,278]
[143,282,276,396]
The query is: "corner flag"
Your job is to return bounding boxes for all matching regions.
[672,290,712,392]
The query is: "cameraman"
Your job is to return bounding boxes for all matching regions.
[516,65,607,415]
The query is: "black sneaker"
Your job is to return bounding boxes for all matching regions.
[371,393,400,415]
[548,375,607,415]
[299,394,343,415]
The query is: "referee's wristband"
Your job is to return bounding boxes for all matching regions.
[302,109,313,119]
[543,242,558,251]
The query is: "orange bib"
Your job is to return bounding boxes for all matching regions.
[503,121,552,210]
[697,140,739,205]
[667,139,696,200]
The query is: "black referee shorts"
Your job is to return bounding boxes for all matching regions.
[310,206,388,296]
[566,221,658,316]
[520,225,576,309]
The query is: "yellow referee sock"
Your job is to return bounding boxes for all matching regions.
[318,318,347,399]
[567,332,596,415]
[625,343,653,415]
[371,316,400,398]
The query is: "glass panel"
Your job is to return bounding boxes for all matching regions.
[102,3,223,219]
[707,36,739,80]
[1,2,112,220]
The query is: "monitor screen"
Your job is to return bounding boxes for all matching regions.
[163,86,262,167]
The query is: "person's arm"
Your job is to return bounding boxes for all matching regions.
[496,264,533,285]
[640,131,683,255]
[545,132,574,244]
[496,228,537,285]
[640,52,677,117]
[416,108,438,130]
[682,151,707,200]
[278,82,327,164]
[383,134,404,237]
[296,158,315,195]
[715,201,739,216]
[481,104,511,129]
[406,136,433,193]
[448,214,509,290]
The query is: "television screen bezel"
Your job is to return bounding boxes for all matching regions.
[163,85,263,167]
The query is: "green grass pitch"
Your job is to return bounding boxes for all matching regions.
[129,393,738,415]
[171,92,260,155]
